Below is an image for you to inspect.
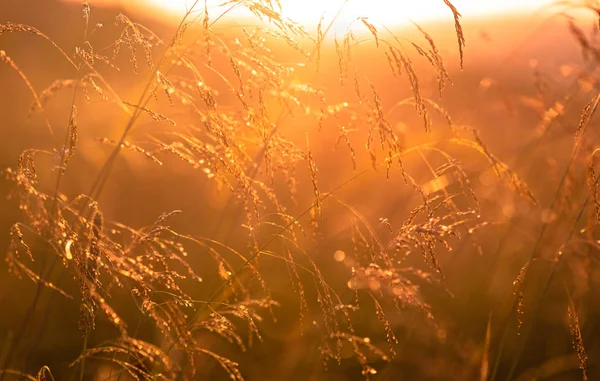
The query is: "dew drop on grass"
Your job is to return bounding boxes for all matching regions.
[65,239,74,260]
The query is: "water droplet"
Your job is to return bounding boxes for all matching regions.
[333,250,345,262]
[65,240,74,260]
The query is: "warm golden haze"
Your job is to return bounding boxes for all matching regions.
[1,0,599,380]
[83,0,557,27]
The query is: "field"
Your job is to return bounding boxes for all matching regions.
[0,0,599,380]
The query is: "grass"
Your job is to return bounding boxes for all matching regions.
[0,0,599,379]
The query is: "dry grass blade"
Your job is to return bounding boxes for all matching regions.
[61,105,79,175]
[412,22,451,95]
[0,23,77,68]
[36,366,55,381]
[450,134,538,205]
[113,13,162,73]
[588,148,600,222]
[359,18,379,47]
[122,101,176,125]
[0,370,38,381]
[513,263,528,335]
[566,288,588,381]
[443,0,466,68]
[387,44,431,132]
[30,79,77,116]
[306,135,322,217]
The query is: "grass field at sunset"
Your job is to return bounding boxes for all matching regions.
[1,1,599,380]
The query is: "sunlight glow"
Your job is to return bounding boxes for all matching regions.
[144,0,554,28]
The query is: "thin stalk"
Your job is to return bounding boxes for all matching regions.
[0,82,81,379]
[490,91,600,381]
[165,167,373,358]
[87,0,204,205]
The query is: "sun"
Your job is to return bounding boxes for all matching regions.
[142,0,554,29]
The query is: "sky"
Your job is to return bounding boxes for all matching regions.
[143,0,557,27]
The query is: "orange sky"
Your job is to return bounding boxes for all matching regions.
[151,0,554,23]
[84,0,559,30]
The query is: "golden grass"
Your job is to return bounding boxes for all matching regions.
[0,0,599,380]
